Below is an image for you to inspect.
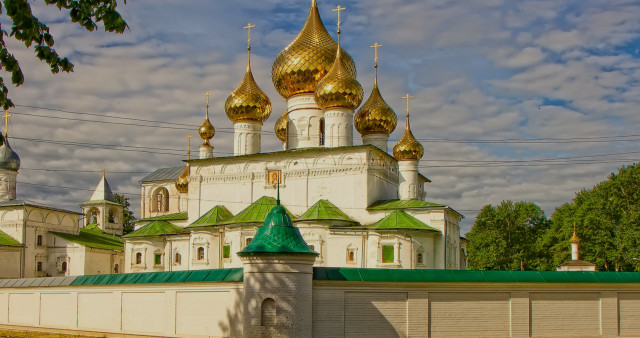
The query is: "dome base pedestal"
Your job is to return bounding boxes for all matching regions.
[362,134,389,152]
[234,121,262,156]
[323,107,353,148]
[287,94,324,149]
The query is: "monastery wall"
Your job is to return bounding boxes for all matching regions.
[1,276,640,337]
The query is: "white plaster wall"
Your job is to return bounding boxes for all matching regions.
[125,239,165,273]
[167,236,191,271]
[0,248,21,278]
[0,284,243,337]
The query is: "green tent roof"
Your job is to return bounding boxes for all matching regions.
[0,229,21,247]
[123,220,185,238]
[224,196,294,225]
[365,210,440,232]
[135,212,188,223]
[297,199,356,223]
[188,205,234,228]
[368,199,445,210]
[51,225,123,251]
[238,205,317,256]
[79,200,122,207]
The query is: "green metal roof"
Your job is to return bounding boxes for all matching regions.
[239,204,317,256]
[140,166,184,183]
[188,205,234,228]
[0,229,21,247]
[297,199,356,223]
[368,199,445,210]
[79,199,122,207]
[123,220,185,238]
[51,225,123,251]
[224,196,294,225]
[363,210,440,232]
[135,212,188,223]
[70,268,243,286]
[313,268,640,283]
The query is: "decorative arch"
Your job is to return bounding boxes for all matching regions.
[86,207,100,225]
[151,187,169,212]
[108,208,116,223]
[61,215,76,228]
[45,213,61,226]
[27,210,45,223]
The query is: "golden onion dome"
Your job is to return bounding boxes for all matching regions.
[355,74,397,135]
[175,163,190,194]
[272,0,356,99]
[393,113,424,161]
[314,46,363,110]
[275,110,289,142]
[225,55,272,123]
[570,231,580,244]
[199,117,215,146]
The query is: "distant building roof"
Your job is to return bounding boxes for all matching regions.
[222,196,295,225]
[558,260,596,268]
[0,199,82,215]
[296,199,356,224]
[188,205,234,228]
[140,166,184,183]
[123,220,185,238]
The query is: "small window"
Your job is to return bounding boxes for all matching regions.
[135,252,142,264]
[61,261,67,272]
[37,262,43,271]
[319,118,325,146]
[175,253,181,264]
[245,238,253,247]
[347,249,355,263]
[417,253,424,264]
[154,254,162,265]
[261,298,276,326]
[36,235,43,246]
[114,264,119,273]
[382,245,394,263]
[223,245,230,259]
[197,247,205,260]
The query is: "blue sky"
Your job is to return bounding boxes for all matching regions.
[5,0,640,232]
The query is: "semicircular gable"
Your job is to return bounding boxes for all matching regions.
[221,163,240,174]
[61,215,77,228]
[1,209,20,221]
[27,209,45,223]
[45,213,61,226]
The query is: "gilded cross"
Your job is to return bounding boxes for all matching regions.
[370,42,382,67]
[101,169,105,177]
[402,94,414,118]
[204,91,212,118]
[332,5,346,34]
[2,110,10,135]
[186,134,193,160]
[244,22,255,50]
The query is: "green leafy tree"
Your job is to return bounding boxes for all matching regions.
[548,164,640,271]
[0,0,127,109]
[467,201,551,270]
[114,193,135,234]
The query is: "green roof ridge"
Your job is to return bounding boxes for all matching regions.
[297,199,355,223]
[367,199,445,211]
[0,229,22,247]
[224,196,294,224]
[124,220,185,238]
[135,212,188,223]
[188,205,234,227]
[51,227,123,251]
[367,210,441,232]
[239,205,317,256]
[79,199,122,207]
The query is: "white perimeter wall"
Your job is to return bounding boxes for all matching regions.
[0,283,243,337]
[1,281,640,337]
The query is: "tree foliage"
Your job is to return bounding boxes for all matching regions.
[467,201,551,270]
[548,164,640,271]
[114,193,134,234]
[0,0,127,109]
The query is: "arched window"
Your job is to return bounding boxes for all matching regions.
[114,264,119,273]
[108,209,115,223]
[61,261,67,272]
[36,235,43,246]
[87,208,99,225]
[197,247,205,260]
[348,250,355,262]
[261,298,276,326]
[417,253,424,264]
[135,252,142,264]
[152,187,170,212]
[319,118,325,146]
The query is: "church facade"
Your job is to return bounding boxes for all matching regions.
[123,0,466,273]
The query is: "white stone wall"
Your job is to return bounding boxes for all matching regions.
[0,248,21,278]
[0,283,243,337]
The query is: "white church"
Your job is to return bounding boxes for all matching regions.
[123,0,467,273]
